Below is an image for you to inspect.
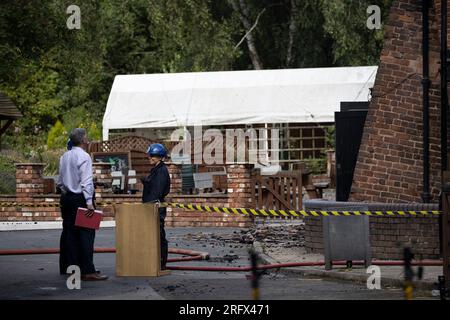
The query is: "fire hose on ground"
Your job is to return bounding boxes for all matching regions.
[0,247,443,271]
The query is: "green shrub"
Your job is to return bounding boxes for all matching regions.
[47,120,67,150]
[325,125,335,149]
[88,122,101,141]
[62,106,102,142]
[303,157,327,175]
[41,149,64,176]
[0,155,17,194]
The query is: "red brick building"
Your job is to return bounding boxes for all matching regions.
[305,0,449,260]
[350,0,448,203]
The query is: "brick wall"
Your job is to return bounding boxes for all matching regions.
[350,0,448,203]
[167,162,182,194]
[0,193,252,227]
[165,164,254,227]
[0,195,66,222]
[166,195,252,227]
[15,164,45,200]
[330,0,446,259]
[93,163,112,194]
[304,215,440,260]
[226,163,254,208]
[1,162,254,228]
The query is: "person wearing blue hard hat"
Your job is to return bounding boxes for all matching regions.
[142,143,171,270]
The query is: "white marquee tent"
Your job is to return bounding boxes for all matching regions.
[102,66,378,141]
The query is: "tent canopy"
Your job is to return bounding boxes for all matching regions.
[102,66,377,140]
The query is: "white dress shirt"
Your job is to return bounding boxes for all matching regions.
[57,146,94,205]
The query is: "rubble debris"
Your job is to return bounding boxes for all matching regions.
[165,285,180,292]
[178,223,306,249]
[208,254,240,263]
[239,233,254,244]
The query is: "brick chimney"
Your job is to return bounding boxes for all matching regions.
[350,0,450,203]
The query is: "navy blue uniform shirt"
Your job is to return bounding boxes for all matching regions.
[142,161,171,217]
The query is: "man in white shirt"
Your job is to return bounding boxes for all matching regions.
[57,128,108,281]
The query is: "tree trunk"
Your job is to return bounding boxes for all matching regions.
[286,0,298,68]
[229,0,264,69]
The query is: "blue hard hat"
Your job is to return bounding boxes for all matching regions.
[146,143,167,158]
[67,139,73,150]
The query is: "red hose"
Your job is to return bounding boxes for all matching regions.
[167,248,209,260]
[166,262,327,272]
[0,247,208,263]
[0,247,206,255]
[166,260,443,272]
[167,255,203,263]
[0,248,62,255]
[0,248,442,271]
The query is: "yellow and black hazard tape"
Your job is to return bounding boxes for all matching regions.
[162,203,441,218]
[0,201,442,218]
[0,202,61,208]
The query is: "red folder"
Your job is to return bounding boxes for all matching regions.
[75,207,103,230]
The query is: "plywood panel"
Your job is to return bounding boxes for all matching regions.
[115,203,161,276]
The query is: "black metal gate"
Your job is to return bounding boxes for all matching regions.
[335,102,368,201]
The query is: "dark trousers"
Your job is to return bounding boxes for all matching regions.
[59,193,96,275]
[160,217,168,269]
[159,207,168,269]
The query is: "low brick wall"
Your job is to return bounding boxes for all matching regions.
[0,162,255,228]
[93,192,252,227]
[0,193,253,228]
[304,215,440,260]
[166,194,252,227]
[0,195,64,222]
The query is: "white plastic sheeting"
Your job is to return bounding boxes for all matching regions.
[102,66,377,140]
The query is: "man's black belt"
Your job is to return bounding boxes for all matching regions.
[65,190,83,196]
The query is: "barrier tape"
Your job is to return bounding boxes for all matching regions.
[0,201,442,218]
[163,203,441,218]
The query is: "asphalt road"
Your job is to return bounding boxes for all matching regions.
[0,227,411,300]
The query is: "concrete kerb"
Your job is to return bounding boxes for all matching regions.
[253,241,437,293]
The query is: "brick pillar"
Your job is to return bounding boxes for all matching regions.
[226,163,254,208]
[15,163,45,201]
[166,161,182,194]
[93,162,112,198]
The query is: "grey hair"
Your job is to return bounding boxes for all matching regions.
[69,128,87,146]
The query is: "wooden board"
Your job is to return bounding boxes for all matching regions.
[115,203,161,276]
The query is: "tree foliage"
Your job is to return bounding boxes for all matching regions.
[0,0,393,154]
[227,0,393,69]
[322,0,393,66]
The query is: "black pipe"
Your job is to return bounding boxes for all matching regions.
[441,0,448,172]
[440,0,449,260]
[422,0,431,203]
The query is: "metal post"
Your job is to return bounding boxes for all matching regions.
[403,247,414,300]
[249,248,262,300]
[440,185,450,299]
[422,0,431,203]
[441,0,448,172]
[440,0,449,273]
